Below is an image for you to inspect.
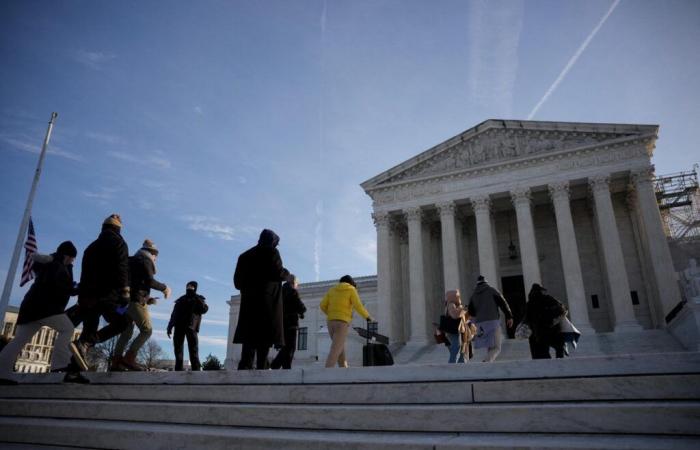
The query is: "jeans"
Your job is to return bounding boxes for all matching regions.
[447,333,465,363]
[0,314,74,373]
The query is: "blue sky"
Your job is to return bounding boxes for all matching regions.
[1,0,699,361]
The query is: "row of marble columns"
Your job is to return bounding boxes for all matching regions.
[373,168,682,344]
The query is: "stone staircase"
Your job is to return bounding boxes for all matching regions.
[1,352,699,449]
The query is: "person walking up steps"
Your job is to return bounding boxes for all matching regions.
[112,239,171,371]
[468,275,513,362]
[0,242,87,384]
[271,274,306,370]
[320,275,373,368]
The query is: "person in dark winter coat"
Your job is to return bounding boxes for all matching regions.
[112,239,171,371]
[525,283,568,359]
[167,281,208,371]
[468,276,513,362]
[65,214,131,372]
[271,274,306,370]
[233,229,289,370]
[0,241,87,384]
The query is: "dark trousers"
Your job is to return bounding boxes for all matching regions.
[529,334,565,359]
[271,327,297,370]
[66,301,130,345]
[238,343,270,370]
[173,327,200,371]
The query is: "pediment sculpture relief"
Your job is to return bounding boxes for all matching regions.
[384,129,634,184]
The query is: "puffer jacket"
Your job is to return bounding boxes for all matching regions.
[320,282,370,323]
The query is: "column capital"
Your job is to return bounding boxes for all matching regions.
[630,165,655,187]
[548,181,570,201]
[588,174,611,195]
[471,195,491,214]
[436,201,456,217]
[404,206,423,222]
[371,211,391,228]
[511,186,532,207]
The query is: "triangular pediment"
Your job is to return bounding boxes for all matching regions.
[361,119,658,191]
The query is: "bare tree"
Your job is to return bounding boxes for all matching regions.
[88,336,119,372]
[138,339,164,370]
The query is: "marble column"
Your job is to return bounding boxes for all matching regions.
[630,167,683,318]
[372,211,394,338]
[589,175,642,332]
[405,206,428,344]
[472,195,498,285]
[549,181,594,333]
[437,201,461,293]
[511,187,542,291]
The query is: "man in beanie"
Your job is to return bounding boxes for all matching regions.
[167,281,208,371]
[66,214,131,371]
[0,241,88,384]
[468,275,513,362]
[233,229,289,370]
[112,239,171,371]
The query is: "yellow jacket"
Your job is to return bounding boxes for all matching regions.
[320,282,370,323]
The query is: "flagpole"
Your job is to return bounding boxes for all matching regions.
[0,112,58,321]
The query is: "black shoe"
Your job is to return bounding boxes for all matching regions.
[70,340,90,371]
[0,378,18,385]
[63,372,90,384]
[50,366,69,373]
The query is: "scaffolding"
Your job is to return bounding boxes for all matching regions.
[654,167,700,240]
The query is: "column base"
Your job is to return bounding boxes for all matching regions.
[613,321,643,333]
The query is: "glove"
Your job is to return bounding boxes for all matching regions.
[167,328,172,339]
[163,286,172,299]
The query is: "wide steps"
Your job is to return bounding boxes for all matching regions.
[1,352,699,449]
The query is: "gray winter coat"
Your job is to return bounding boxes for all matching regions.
[468,282,513,322]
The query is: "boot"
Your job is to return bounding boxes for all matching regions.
[110,355,127,372]
[122,351,144,371]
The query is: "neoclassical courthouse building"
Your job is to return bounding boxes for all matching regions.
[227,119,699,367]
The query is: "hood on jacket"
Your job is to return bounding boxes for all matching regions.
[258,229,280,248]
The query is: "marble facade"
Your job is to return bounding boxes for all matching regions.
[361,119,684,346]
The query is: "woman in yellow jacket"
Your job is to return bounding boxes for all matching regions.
[320,275,373,368]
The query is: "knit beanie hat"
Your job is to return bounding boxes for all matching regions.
[141,239,159,256]
[56,241,78,258]
[103,214,122,228]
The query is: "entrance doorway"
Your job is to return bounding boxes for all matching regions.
[501,275,526,339]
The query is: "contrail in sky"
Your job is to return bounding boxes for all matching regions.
[527,0,621,120]
[314,0,328,282]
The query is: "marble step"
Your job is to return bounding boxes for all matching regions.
[8,351,700,385]
[2,398,698,435]
[1,417,699,450]
[2,374,698,404]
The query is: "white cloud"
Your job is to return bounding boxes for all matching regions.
[194,106,203,115]
[203,275,231,287]
[467,0,524,117]
[0,134,83,161]
[85,131,124,145]
[107,150,172,170]
[72,50,116,70]
[182,215,258,242]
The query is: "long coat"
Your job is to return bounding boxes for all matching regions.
[232,240,288,347]
[17,254,76,325]
[79,225,129,302]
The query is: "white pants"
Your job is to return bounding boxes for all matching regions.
[0,314,74,374]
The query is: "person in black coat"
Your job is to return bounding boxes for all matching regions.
[233,229,289,370]
[167,281,208,371]
[0,241,87,384]
[525,283,567,359]
[65,214,131,371]
[271,274,306,370]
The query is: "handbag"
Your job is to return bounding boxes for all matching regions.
[514,322,532,340]
[433,326,448,344]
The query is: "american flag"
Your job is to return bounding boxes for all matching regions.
[19,218,37,287]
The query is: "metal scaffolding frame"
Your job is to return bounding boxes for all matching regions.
[654,167,700,240]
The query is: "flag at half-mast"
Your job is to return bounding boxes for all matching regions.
[19,218,37,287]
